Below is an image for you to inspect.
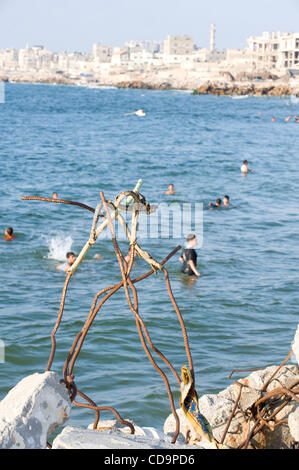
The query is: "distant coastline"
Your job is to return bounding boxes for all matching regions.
[1,72,299,96]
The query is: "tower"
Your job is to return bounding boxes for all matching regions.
[210,24,215,52]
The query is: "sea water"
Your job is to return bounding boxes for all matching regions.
[0,83,298,431]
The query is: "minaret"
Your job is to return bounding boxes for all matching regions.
[210,24,215,52]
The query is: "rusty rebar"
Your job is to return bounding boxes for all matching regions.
[23,189,192,445]
[46,271,72,371]
[228,368,263,379]
[100,190,181,443]
[220,381,243,445]
[261,349,294,392]
[21,195,102,215]
[162,268,194,383]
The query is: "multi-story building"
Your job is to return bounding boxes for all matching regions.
[92,43,112,63]
[163,35,194,56]
[247,31,299,70]
[278,32,299,69]
[0,48,18,71]
[111,48,130,65]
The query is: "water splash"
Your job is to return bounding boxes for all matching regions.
[46,234,73,261]
[290,95,299,105]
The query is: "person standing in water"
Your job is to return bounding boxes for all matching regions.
[179,234,200,277]
[4,227,15,241]
[56,252,76,272]
[240,160,253,174]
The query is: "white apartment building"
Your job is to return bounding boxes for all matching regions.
[111,48,130,65]
[278,32,299,69]
[18,45,54,72]
[0,48,18,71]
[247,31,299,70]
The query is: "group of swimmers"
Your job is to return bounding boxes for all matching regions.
[272,115,299,123]
[167,159,254,278]
[4,160,253,278]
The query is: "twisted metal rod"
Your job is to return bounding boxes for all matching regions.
[64,246,182,384]
[100,191,181,443]
[21,195,101,215]
[23,189,190,443]
[46,271,72,371]
[162,268,194,383]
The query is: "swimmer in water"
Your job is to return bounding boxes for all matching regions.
[56,252,76,272]
[52,192,58,199]
[271,117,276,122]
[165,183,176,195]
[285,116,291,122]
[240,160,253,174]
[4,227,15,241]
[209,198,222,209]
[124,246,137,265]
[179,234,200,277]
[223,195,230,206]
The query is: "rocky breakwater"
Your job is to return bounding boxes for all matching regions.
[192,82,298,97]
[0,325,298,449]
[116,80,173,90]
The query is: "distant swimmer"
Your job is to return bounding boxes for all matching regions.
[4,227,15,241]
[208,198,222,209]
[240,160,253,174]
[294,115,299,123]
[124,246,137,265]
[223,195,230,207]
[52,192,58,199]
[285,116,291,122]
[125,109,146,117]
[165,183,176,195]
[56,251,76,272]
[135,109,146,117]
[94,253,103,260]
[271,117,276,122]
[179,234,200,277]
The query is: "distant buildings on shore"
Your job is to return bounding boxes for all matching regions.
[0,26,298,80]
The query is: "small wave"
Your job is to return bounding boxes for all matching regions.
[97,85,117,90]
[46,233,73,261]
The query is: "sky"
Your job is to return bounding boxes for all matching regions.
[0,0,298,52]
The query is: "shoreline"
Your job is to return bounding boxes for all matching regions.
[1,73,299,96]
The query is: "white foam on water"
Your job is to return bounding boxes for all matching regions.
[46,234,74,261]
[290,95,299,105]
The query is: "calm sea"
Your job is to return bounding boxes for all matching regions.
[0,83,298,433]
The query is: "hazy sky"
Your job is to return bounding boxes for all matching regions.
[0,0,298,52]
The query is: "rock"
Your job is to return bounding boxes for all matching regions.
[116,81,172,90]
[292,325,299,365]
[288,406,299,442]
[192,82,292,97]
[164,365,299,449]
[0,372,71,449]
[52,425,197,449]
[87,418,177,443]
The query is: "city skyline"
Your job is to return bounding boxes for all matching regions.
[0,0,298,53]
